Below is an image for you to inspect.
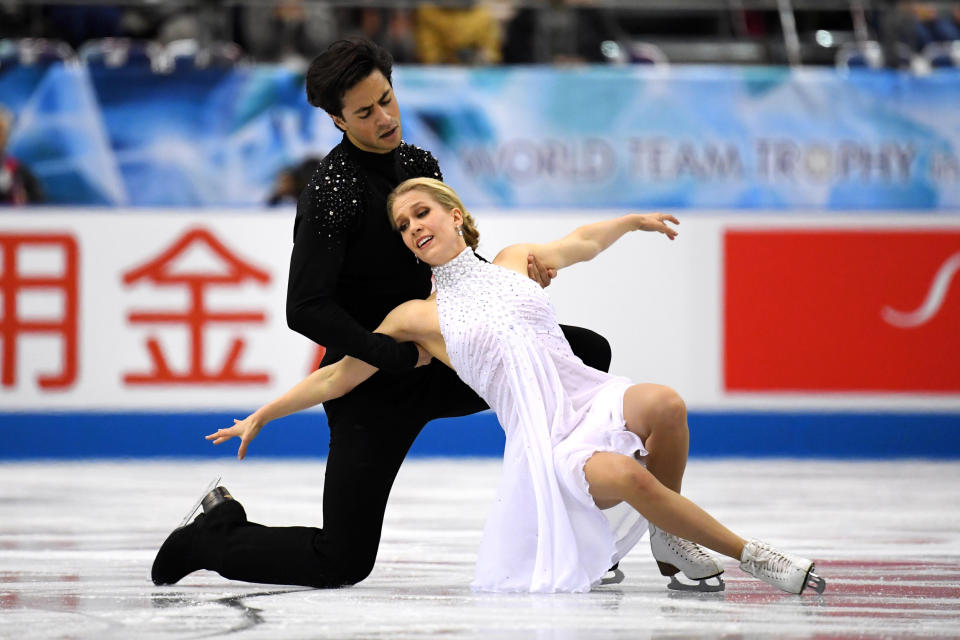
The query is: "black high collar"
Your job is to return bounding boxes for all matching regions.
[341,132,399,174]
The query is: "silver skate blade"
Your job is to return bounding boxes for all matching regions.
[177,476,221,529]
[666,575,726,593]
[805,570,826,595]
[600,567,625,586]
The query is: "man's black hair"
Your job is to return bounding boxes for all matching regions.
[305,38,394,119]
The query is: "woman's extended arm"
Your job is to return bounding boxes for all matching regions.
[207,299,433,460]
[495,213,678,272]
[206,355,379,459]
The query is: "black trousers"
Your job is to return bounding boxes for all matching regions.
[205,325,611,588]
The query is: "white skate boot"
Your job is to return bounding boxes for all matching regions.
[739,539,827,595]
[649,524,725,592]
[599,563,625,586]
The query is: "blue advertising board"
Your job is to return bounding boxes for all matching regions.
[2,64,959,209]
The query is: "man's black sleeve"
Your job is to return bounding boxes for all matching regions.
[285,203,418,373]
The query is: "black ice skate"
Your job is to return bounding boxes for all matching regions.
[649,524,725,592]
[739,539,827,595]
[151,478,244,586]
[178,476,224,528]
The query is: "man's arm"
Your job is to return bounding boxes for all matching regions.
[285,174,419,372]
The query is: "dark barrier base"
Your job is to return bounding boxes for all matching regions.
[2,411,959,460]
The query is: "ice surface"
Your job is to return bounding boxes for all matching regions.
[1,459,958,639]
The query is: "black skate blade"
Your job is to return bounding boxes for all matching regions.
[666,574,725,593]
[600,567,625,586]
[804,570,826,595]
[177,475,221,529]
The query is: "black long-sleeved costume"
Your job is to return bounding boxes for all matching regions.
[189,134,612,588]
[286,135,439,372]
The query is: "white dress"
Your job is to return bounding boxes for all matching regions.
[432,247,649,593]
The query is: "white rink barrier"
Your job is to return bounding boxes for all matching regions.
[1,209,958,458]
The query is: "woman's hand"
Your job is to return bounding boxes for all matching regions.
[635,213,679,240]
[206,416,263,460]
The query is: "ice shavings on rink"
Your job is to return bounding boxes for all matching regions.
[1,459,958,639]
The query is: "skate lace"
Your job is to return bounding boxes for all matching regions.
[669,532,712,561]
[748,543,791,578]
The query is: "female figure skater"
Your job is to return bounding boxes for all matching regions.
[208,178,826,596]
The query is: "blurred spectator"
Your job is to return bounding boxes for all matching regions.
[414,2,502,65]
[341,7,417,64]
[502,0,616,65]
[155,0,232,47]
[0,107,44,206]
[0,3,34,39]
[239,0,338,65]
[896,2,960,52]
[40,5,126,49]
[266,156,322,206]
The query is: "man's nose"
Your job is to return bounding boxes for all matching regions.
[374,105,392,126]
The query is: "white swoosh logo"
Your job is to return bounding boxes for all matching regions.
[881,251,960,328]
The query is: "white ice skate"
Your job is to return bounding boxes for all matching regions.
[649,524,725,592]
[599,563,625,586]
[739,539,827,595]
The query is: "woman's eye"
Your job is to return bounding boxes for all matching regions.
[417,209,429,218]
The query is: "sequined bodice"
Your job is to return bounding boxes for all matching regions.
[432,248,572,421]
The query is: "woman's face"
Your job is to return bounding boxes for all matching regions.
[391,189,465,265]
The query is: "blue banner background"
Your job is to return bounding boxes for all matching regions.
[3,411,958,459]
[2,63,959,209]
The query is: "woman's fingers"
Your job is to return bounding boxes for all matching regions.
[207,418,256,457]
[206,425,240,443]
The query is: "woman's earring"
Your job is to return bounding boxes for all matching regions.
[457,226,463,237]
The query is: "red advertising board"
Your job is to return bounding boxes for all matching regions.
[724,230,960,392]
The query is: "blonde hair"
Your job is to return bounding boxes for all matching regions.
[386,178,480,250]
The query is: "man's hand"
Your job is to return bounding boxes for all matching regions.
[527,253,558,289]
[415,344,433,367]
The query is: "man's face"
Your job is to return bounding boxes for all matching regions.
[331,69,402,154]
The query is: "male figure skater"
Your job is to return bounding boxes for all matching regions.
[151,38,612,588]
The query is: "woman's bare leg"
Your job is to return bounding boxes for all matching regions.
[585,452,745,560]
[622,384,689,493]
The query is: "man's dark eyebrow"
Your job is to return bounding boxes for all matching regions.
[351,89,392,116]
